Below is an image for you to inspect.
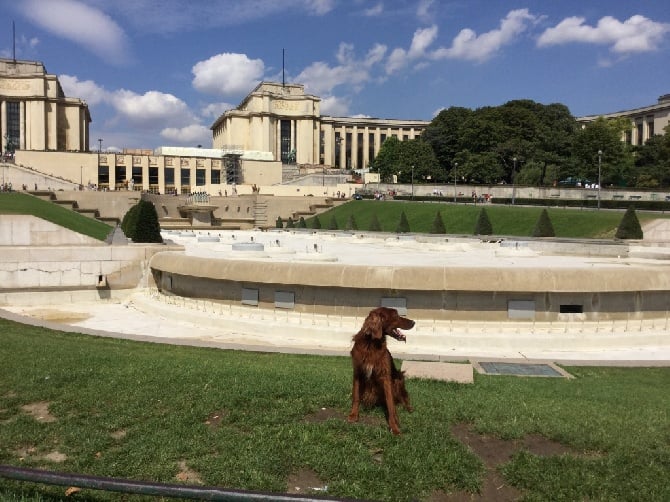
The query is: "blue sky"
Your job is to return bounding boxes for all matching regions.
[1,0,669,152]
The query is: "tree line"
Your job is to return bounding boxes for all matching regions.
[371,99,670,189]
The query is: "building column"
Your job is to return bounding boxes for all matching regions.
[19,101,25,150]
[0,101,6,149]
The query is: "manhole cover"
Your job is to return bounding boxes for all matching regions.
[477,362,567,378]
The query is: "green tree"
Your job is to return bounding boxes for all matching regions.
[297,216,307,228]
[328,214,339,230]
[370,136,402,182]
[368,212,382,232]
[396,211,410,233]
[615,206,643,239]
[345,214,358,231]
[275,216,283,228]
[430,211,446,234]
[286,217,294,228]
[120,204,140,240]
[532,208,555,237]
[422,106,472,173]
[473,208,493,235]
[132,200,163,243]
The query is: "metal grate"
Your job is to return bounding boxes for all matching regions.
[478,362,565,377]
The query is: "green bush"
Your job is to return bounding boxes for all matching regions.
[328,215,339,230]
[276,216,284,228]
[474,207,493,235]
[297,216,307,228]
[368,213,381,232]
[132,200,163,243]
[120,203,140,240]
[430,211,446,234]
[396,210,411,233]
[615,206,643,239]
[345,214,358,231]
[311,215,322,229]
[286,217,295,228]
[532,208,555,237]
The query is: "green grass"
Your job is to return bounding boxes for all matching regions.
[0,192,110,241]
[1,319,668,501]
[312,201,666,238]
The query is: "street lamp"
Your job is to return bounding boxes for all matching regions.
[453,162,458,202]
[512,157,517,205]
[98,138,103,152]
[597,150,602,210]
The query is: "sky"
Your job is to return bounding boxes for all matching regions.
[1,0,669,152]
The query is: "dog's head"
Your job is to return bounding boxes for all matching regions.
[361,307,415,342]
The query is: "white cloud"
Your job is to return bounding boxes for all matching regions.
[537,14,670,54]
[18,0,131,65]
[434,8,538,62]
[108,89,194,127]
[192,53,265,96]
[201,102,236,119]
[416,0,434,24]
[385,25,438,74]
[320,95,350,116]
[364,3,383,17]
[160,124,212,145]
[59,75,108,105]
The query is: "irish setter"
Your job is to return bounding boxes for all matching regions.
[348,307,415,435]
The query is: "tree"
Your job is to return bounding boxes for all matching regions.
[345,214,358,231]
[275,216,283,228]
[132,200,163,243]
[532,208,555,237]
[371,136,439,184]
[473,208,493,235]
[286,217,295,228]
[430,211,446,234]
[297,216,307,228]
[396,211,410,233]
[120,204,140,240]
[328,215,339,230]
[615,206,643,239]
[368,212,382,232]
[422,106,472,171]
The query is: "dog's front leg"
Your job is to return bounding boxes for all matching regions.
[348,374,361,423]
[383,378,401,435]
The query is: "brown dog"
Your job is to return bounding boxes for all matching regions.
[348,307,415,435]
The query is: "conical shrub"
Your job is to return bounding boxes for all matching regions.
[430,211,446,234]
[275,216,283,228]
[396,211,410,233]
[133,200,163,243]
[368,213,381,232]
[286,217,295,228]
[312,215,322,229]
[615,206,643,239]
[473,208,493,235]
[345,214,358,231]
[532,208,555,237]
[297,216,307,228]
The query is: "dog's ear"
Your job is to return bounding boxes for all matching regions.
[363,312,383,339]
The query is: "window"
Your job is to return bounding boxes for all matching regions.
[164,167,175,185]
[196,169,206,186]
[180,168,190,187]
[211,169,221,185]
[97,166,109,186]
[559,304,583,314]
[6,101,20,151]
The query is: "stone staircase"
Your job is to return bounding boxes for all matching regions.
[254,199,269,227]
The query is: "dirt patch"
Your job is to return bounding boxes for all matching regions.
[110,429,127,440]
[21,401,57,423]
[175,460,203,485]
[303,407,383,428]
[287,468,328,495]
[16,308,91,324]
[204,409,228,431]
[44,451,67,463]
[428,423,581,501]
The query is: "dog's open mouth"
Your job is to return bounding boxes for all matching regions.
[390,329,407,342]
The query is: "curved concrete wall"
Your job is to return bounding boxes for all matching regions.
[149,251,670,321]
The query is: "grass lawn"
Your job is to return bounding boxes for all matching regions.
[310,200,664,239]
[0,192,111,241]
[1,318,668,501]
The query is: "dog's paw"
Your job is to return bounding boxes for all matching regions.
[347,413,359,423]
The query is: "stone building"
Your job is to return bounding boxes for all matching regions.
[577,94,670,145]
[211,82,429,170]
[0,58,91,154]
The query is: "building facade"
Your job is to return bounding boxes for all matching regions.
[577,94,670,145]
[0,58,91,154]
[211,82,429,170]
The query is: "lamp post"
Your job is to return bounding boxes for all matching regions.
[98,138,103,152]
[453,162,458,202]
[512,157,517,205]
[597,150,602,210]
